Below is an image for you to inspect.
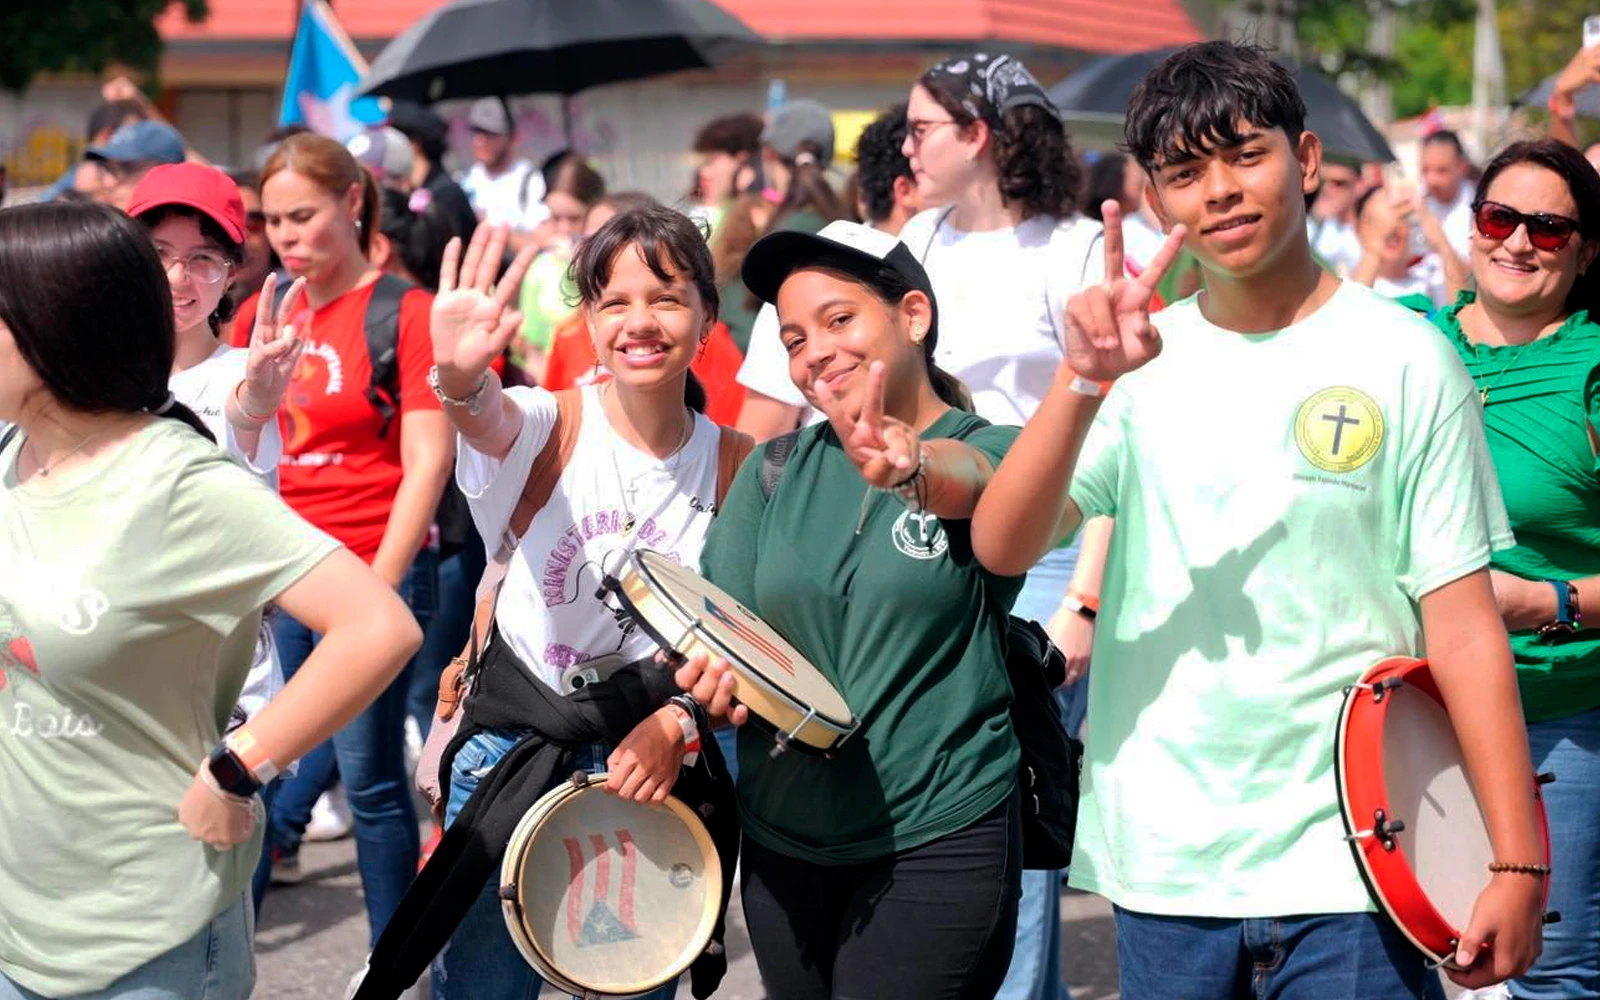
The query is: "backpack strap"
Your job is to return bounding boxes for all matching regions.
[759,429,801,502]
[363,274,412,439]
[436,387,583,725]
[715,427,754,510]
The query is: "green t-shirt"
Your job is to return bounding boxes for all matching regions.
[1434,293,1600,723]
[516,249,578,363]
[1067,281,1513,918]
[701,409,1023,864]
[0,421,337,996]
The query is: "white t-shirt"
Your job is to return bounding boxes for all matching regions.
[1372,263,1447,309]
[736,209,1106,428]
[457,384,722,692]
[1425,182,1475,260]
[1066,281,1513,917]
[460,159,549,232]
[169,343,286,727]
[1308,215,1363,277]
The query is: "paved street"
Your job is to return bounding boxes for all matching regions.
[253,836,1122,999]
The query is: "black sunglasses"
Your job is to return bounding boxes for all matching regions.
[1473,201,1582,252]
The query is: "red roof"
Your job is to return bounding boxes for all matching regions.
[158,0,1200,52]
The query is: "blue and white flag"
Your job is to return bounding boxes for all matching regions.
[279,0,385,141]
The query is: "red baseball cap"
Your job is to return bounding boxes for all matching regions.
[127,163,247,244]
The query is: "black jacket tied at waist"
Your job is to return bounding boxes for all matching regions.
[351,631,740,1000]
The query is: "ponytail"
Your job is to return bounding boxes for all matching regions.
[927,363,973,412]
[357,168,381,255]
[684,370,708,414]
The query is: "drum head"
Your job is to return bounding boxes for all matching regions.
[634,550,855,726]
[504,781,721,996]
[1382,683,1492,935]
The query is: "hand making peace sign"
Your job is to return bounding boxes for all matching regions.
[431,224,538,381]
[1061,201,1187,384]
[812,360,923,490]
[240,272,309,417]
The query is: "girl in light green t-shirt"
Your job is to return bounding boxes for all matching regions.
[0,201,421,1000]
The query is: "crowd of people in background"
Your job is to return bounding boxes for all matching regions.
[4,33,1600,1000]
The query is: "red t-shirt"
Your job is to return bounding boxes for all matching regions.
[232,280,439,561]
[541,316,747,427]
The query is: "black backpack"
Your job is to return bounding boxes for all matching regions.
[758,430,1083,870]
[273,274,474,557]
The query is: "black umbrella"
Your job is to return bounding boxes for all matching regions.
[1516,74,1600,118]
[1048,48,1395,165]
[358,0,763,104]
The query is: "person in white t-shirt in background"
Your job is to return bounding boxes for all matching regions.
[896,50,1104,1000]
[1421,129,1476,259]
[1307,159,1364,275]
[1350,182,1468,310]
[458,98,549,244]
[1083,152,1166,272]
[127,162,303,919]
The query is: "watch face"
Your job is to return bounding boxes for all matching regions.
[1538,621,1577,645]
[208,747,257,795]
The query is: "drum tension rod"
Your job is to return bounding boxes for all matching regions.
[1343,808,1406,851]
[1343,676,1406,704]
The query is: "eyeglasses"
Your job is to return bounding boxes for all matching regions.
[905,118,958,148]
[155,246,231,285]
[1473,201,1581,252]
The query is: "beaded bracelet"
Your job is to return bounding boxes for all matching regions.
[1487,862,1550,876]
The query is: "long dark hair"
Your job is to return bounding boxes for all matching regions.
[377,187,456,291]
[0,201,212,439]
[1474,139,1600,319]
[569,204,715,413]
[768,142,848,232]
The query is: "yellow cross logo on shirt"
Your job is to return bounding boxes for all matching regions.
[1294,387,1385,473]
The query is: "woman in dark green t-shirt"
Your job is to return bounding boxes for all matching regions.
[681,221,1028,999]
[1431,139,1600,998]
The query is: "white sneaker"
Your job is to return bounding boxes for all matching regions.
[304,786,354,842]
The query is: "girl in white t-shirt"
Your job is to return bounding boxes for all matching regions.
[900,51,1104,1000]
[422,209,747,1000]
[130,163,306,917]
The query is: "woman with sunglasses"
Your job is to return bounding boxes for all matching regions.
[1431,138,1600,1000]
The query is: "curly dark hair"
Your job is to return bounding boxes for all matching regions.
[854,103,912,225]
[134,203,244,336]
[917,75,1081,221]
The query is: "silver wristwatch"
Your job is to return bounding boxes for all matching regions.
[428,366,490,416]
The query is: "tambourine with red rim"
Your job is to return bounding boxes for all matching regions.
[1335,656,1556,968]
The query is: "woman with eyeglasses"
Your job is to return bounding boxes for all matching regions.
[1430,138,1600,999]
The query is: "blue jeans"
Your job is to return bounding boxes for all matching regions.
[433,732,679,1000]
[1512,704,1600,999]
[0,894,253,1000]
[265,550,436,945]
[410,529,486,743]
[249,778,281,919]
[1113,907,1447,1000]
[995,543,1082,1000]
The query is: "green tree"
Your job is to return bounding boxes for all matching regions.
[0,0,207,93]
[1391,16,1475,118]
[1500,0,1593,97]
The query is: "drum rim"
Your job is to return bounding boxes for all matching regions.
[1335,656,1462,965]
[625,549,858,732]
[501,776,725,995]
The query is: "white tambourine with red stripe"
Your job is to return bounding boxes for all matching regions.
[1334,656,1556,968]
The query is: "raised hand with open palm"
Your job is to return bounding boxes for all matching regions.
[431,223,538,393]
[1063,201,1186,384]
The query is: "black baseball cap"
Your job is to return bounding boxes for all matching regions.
[742,221,939,342]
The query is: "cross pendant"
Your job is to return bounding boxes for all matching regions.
[622,514,637,534]
[1480,388,1490,405]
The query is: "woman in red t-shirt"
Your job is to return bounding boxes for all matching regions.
[237,133,452,949]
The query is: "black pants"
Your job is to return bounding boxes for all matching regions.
[740,791,1022,1000]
